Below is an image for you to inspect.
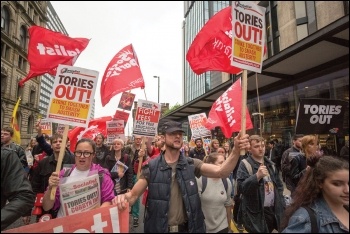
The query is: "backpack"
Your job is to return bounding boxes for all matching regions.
[201,176,228,194]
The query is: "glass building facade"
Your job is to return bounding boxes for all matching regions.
[183,1,230,103]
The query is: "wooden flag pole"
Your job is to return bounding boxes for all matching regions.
[201,136,208,156]
[50,124,69,200]
[240,70,248,155]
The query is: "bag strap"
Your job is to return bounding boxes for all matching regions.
[242,159,253,175]
[303,206,318,233]
[202,176,228,194]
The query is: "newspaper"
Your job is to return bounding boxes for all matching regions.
[59,173,101,216]
[111,160,128,182]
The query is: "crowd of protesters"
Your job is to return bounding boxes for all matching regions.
[1,122,349,233]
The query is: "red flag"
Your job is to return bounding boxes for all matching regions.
[68,116,113,152]
[205,79,253,138]
[186,6,241,75]
[19,26,90,86]
[100,44,145,107]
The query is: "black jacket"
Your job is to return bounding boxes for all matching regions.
[92,144,111,168]
[1,148,35,231]
[31,153,75,193]
[104,151,133,194]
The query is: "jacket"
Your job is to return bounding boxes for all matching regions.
[104,151,133,194]
[189,147,206,161]
[1,148,35,231]
[1,142,28,171]
[282,196,349,233]
[93,144,111,168]
[143,153,205,233]
[236,156,285,233]
[31,153,75,193]
[286,153,307,194]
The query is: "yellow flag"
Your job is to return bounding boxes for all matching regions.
[10,97,21,144]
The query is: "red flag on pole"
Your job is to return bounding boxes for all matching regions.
[68,116,113,152]
[205,79,253,138]
[19,26,90,86]
[186,6,241,75]
[100,44,145,107]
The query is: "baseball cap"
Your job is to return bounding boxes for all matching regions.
[160,121,185,134]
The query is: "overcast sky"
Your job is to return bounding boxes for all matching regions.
[50,1,184,135]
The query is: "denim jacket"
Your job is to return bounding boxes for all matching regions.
[282,196,349,233]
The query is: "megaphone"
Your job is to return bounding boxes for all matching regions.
[32,193,44,215]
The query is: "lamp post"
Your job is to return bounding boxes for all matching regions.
[153,76,160,103]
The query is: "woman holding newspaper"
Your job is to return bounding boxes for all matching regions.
[104,138,133,195]
[42,138,115,218]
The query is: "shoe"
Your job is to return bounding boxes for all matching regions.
[133,217,139,227]
[233,220,244,232]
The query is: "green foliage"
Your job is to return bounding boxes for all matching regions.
[163,103,181,116]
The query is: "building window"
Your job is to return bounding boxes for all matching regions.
[17,83,23,99]
[30,89,36,105]
[294,1,309,41]
[263,1,280,57]
[16,113,22,132]
[18,55,27,71]
[20,26,27,50]
[27,115,34,134]
[1,76,7,93]
[1,6,10,34]
[1,41,11,61]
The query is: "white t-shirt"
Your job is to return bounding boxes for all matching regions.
[57,168,90,218]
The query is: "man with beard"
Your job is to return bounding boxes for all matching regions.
[189,138,206,161]
[92,133,110,168]
[114,121,249,233]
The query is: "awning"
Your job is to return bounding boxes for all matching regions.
[161,15,349,123]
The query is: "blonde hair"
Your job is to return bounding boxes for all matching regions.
[113,138,125,146]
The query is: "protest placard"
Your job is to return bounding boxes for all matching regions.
[40,118,52,136]
[3,204,129,233]
[231,1,266,73]
[114,110,129,126]
[106,120,125,144]
[295,98,347,134]
[188,113,212,138]
[133,99,161,137]
[46,64,98,128]
[118,92,135,111]
[59,173,100,216]
[56,123,65,134]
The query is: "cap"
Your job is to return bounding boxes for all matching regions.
[160,121,185,134]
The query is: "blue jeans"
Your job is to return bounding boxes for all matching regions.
[131,174,140,219]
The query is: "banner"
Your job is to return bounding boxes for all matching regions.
[47,64,99,128]
[231,2,266,73]
[40,118,52,136]
[100,44,145,107]
[19,26,90,86]
[295,98,348,134]
[205,79,253,138]
[10,97,21,144]
[118,92,135,111]
[186,6,241,75]
[133,99,161,137]
[113,110,130,126]
[106,120,125,144]
[188,113,212,138]
[3,204,129,233]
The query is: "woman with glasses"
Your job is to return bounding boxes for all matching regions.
[42,138,115,218]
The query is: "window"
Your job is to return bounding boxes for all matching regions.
[1,6,10,34]
[30,89,36,105]
[18,55,27,71]
[1,75,7,93]
[17,83,23,99]
[294,1,309,41]
[263,1,280,57]
[27,115,34,134]
[20,26,27,49]
[1,41,11,60]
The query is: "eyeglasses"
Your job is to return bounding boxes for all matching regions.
[74,151,94,157]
